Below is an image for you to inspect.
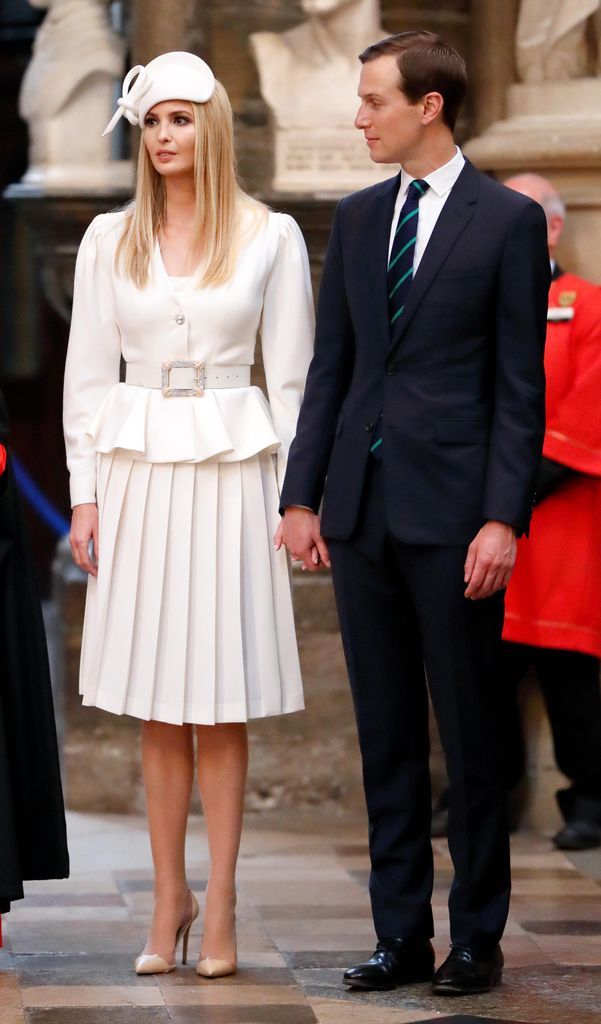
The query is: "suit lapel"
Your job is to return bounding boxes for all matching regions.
[388,159,480,353]
[365,172,400,349]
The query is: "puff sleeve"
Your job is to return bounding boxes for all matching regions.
[63,216,122,507]
[260,214,315,487]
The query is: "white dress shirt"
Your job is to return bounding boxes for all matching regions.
[388,147,466,268]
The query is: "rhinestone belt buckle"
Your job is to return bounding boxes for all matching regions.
[161,360,206,397]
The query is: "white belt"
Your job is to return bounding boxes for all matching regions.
[125,361,251,397]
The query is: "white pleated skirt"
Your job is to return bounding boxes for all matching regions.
[79,450,304,725]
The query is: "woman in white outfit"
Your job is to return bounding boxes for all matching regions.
[63,52,314,978]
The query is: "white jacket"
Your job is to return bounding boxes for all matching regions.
[63,208,315,507]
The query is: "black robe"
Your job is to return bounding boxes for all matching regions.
[0,391,69,915]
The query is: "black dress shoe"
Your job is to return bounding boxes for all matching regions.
[432,944,503,995]
[553,818,601,850]
[343,938,435,990]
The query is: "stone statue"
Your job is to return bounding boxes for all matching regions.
[250,0,389,192]
[251,0,384,130]
[516,0,601,82]
[19,0,128,191]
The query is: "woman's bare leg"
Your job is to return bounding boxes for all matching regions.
[141,720,195,958]
[196,723,248,961]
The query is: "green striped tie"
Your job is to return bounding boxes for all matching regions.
[371,178,430,458]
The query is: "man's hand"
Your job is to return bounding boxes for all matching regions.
[274,507,331,572]
[70,502,99,577]
[464,520,517,600]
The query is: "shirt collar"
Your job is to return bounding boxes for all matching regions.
[400,146,465,199]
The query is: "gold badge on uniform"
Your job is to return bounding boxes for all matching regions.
[558,290,577,306]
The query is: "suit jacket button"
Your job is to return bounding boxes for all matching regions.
[365,421,375,432]
[386,362,397,375]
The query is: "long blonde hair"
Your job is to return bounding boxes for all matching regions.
[116,80,266,288]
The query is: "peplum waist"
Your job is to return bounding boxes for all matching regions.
[86,383,281,463]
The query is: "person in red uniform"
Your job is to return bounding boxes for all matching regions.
[432,174,601,849]
[500,173,601,850]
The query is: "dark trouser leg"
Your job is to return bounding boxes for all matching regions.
[499,641,532,791]
[328,471,434,940]
[398,544,511,950]
[533,648,601,810]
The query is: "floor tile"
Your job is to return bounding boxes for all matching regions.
[157,966,294,987]
[308,1004,440,1024]
[166,1008,317,1023]
[24,1010,171,1023]
[12,954,160,988]
[21,986,164,1008]
[0,972,22,1007]
[18,897,124,909]
[7,923,144,956]
[162,983,308,1005]
[0,1012,25,1024]
[521,919,601,935]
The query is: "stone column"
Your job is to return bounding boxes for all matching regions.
[131,0,192,66]
[468,0,520,137]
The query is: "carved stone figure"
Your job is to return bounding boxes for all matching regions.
[19,0,128,190]
[516,0,601,82]
[251,0,384,130]
[250,0,390,192]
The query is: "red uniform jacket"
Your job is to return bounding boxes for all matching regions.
[504,271,601,657]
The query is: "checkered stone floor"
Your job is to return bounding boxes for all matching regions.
[0,811,600,1024]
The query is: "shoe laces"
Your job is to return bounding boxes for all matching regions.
[449,945,474,963]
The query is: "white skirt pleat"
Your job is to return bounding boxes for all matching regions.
[80,450,304,724]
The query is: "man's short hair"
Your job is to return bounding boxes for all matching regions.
[359,31,468,131]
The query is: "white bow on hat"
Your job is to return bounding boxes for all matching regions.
[102,51,216,137]
[102,65,151,136]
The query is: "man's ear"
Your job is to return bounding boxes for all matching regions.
[547,213,564,250]
[420,91,444,126]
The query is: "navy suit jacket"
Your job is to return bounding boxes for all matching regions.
[280,158,550,544]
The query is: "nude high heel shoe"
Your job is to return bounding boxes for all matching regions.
[196,951,237,978]
[135,891,199,975]
[196,893,237,978]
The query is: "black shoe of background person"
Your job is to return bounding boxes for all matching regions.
[553,818,601,850]
[343,937,435,990]
[432,943,503,995]
[554,790,601,850]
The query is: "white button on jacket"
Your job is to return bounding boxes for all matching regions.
[63,208,315,508]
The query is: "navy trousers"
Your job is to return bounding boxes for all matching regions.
[328,459,510,950]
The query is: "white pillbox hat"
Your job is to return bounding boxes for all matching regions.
[103,51,215,136]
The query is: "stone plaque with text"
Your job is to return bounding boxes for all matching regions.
[274,128,395,195]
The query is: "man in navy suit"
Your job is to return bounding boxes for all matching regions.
[277,31,549,995]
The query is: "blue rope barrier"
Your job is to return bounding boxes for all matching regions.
[10,452,70,537]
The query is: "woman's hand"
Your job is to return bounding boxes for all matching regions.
[70,502,99,577]
[275,507,330,572]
